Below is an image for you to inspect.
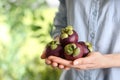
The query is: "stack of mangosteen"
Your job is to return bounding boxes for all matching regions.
[45,26,93,61]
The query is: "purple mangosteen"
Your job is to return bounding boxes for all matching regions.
[60,26,78,47]
[64,43,84,61]
[45,40,64,58]
[78,41,93,57]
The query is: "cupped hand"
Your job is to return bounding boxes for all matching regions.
[41,51,111,70]
[72,52,111,70]
[41,51,72,70]
[47,56,73,70]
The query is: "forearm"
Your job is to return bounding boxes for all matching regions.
[105,53,120,68]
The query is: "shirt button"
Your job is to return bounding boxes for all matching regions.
[90,32,95,39]
[93,10,97,16]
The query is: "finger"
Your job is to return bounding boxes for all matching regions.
[45,59,51,65]
[41,51,46,59]
[48,56,73,67]
[73,57,92,65]
[58,64,65,69]
[72,63,95,70]
[58,64,71,70]
[64,67,70,70]
[52,62,58,67]
[72,64,87,70]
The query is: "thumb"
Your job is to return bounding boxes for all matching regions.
[73,57,92,65]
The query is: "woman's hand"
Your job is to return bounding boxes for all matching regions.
[72,52,112,70]
[41,36,71,69]
[41,51,115,70]
[41,51,72,70]
[41,36,71,70]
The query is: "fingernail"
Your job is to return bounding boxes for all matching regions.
[73,61,79,65]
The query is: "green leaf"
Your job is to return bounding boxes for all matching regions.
[31,25,42,31]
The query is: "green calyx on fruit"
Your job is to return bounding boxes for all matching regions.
[60,33,68,39]
[68,30,73,35]
[73,48,80,57]
[50,44,57,50]
[64,43,80,57]
[48,41,59,50]
[60,26,74,39]
[85,42,93,52]
[65,26,73,31]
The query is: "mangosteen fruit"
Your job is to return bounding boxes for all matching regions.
[60,26,78,46]
[64,43,84,61]
[78,41,93,57]
[45,40,64,58]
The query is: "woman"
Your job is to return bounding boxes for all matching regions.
[41,0,120,80]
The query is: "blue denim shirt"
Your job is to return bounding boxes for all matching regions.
[53,0,120,80]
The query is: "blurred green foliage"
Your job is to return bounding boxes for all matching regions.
[0,0,61,80]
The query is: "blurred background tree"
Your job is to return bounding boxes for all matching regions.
[0,0,61,80]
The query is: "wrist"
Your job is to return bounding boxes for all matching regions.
[104,54,120,68]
